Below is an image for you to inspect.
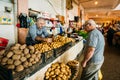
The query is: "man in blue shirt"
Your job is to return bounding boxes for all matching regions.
[80,19,105,80]
[26,17,52,45]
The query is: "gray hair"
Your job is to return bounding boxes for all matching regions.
[85,19,97,27]
[37,17,45,22]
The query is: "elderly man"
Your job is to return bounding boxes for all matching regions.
[26,17,52,45]
[80,19,105,80]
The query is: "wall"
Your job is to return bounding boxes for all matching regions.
[79,4,85,24]
[17,0,28,15]
[0,1,15,47]
[28,0,66,17]
[68,2,78,20]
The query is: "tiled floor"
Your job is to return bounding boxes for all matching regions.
[101,43,120,80]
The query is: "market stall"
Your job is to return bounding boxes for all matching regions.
[0,35,83,80]
[25,40,83,80]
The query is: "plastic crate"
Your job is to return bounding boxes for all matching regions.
[13,57,43,80]
[0,64,13,80]
[13,59,43,80]
[63,42,72,50]
[53,45,65,57]
[54,42,72,57]
[42,49,54,63]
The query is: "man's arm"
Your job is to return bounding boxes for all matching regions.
[43,27,49,37]
[81,46,95,68]
[29,25,37,41]
[35,36,46,41]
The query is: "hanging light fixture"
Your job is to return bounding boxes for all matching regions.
[94,1,98,5]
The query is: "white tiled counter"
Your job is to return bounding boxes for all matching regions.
[25,40,83,80]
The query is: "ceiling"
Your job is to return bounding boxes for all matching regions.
[74,0,120,23]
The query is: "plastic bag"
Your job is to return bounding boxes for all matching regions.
[98,69,103,80]
[0,37,8,50]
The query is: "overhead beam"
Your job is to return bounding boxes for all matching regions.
[73,0,79,5]
[112,0,120,9]
[85,8,112,12]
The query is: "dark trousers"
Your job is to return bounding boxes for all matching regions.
[80,61,103,80]
[26,37,40,46]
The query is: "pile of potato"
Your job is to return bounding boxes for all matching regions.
[53,35,74,44]
[0,43,42,72]
[48,42,64,49]
[33,36,74,53]
[34,43,52,53]
[45,62,71,80]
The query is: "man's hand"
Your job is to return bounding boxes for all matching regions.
[81,60,87,68]
[45,38,52,43]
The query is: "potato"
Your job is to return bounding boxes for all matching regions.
[23,61,29,68]
[35,58,39,62]
[45,76,49,79]
[10,46,19,50]
[57,76,62,80]
[0,50,5,56]
[20,44,26,50]
[47,67,52,72]
[28,46,35,54]
[16,65,24,72]
[13,50,22,55]
[64,71,68,75]
[30,50,34,54]
[21,53,24,57]
[15,43,21,47]
[36,53,41,58]
[45,72,49,77]
[28,58,34,62]
[53,78,56,80]
[7,64,15,70]
[7,59,13,64]
[51,75,56,78]
[1,62,6,65]
[55,69,60,75]
[31,54,36,58]
[2,57,8,63]
[61,68,66,73]
[51,63,56,69]
[7,51,14,58]
[60,63,65,68]
[14,60,21,66]
[50,71,54,76]
[51,67,55,71]
[62,75,67,80]
[49,78,52,80]
[26,54,31,58]
[23,48,29,54]
[31,61,36,64]
[20,57,26,62]
[28,45,34,50]
[59,74,63,78]
[56,66,60,69]
[12,55,21,60]
[28,63,32,67]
